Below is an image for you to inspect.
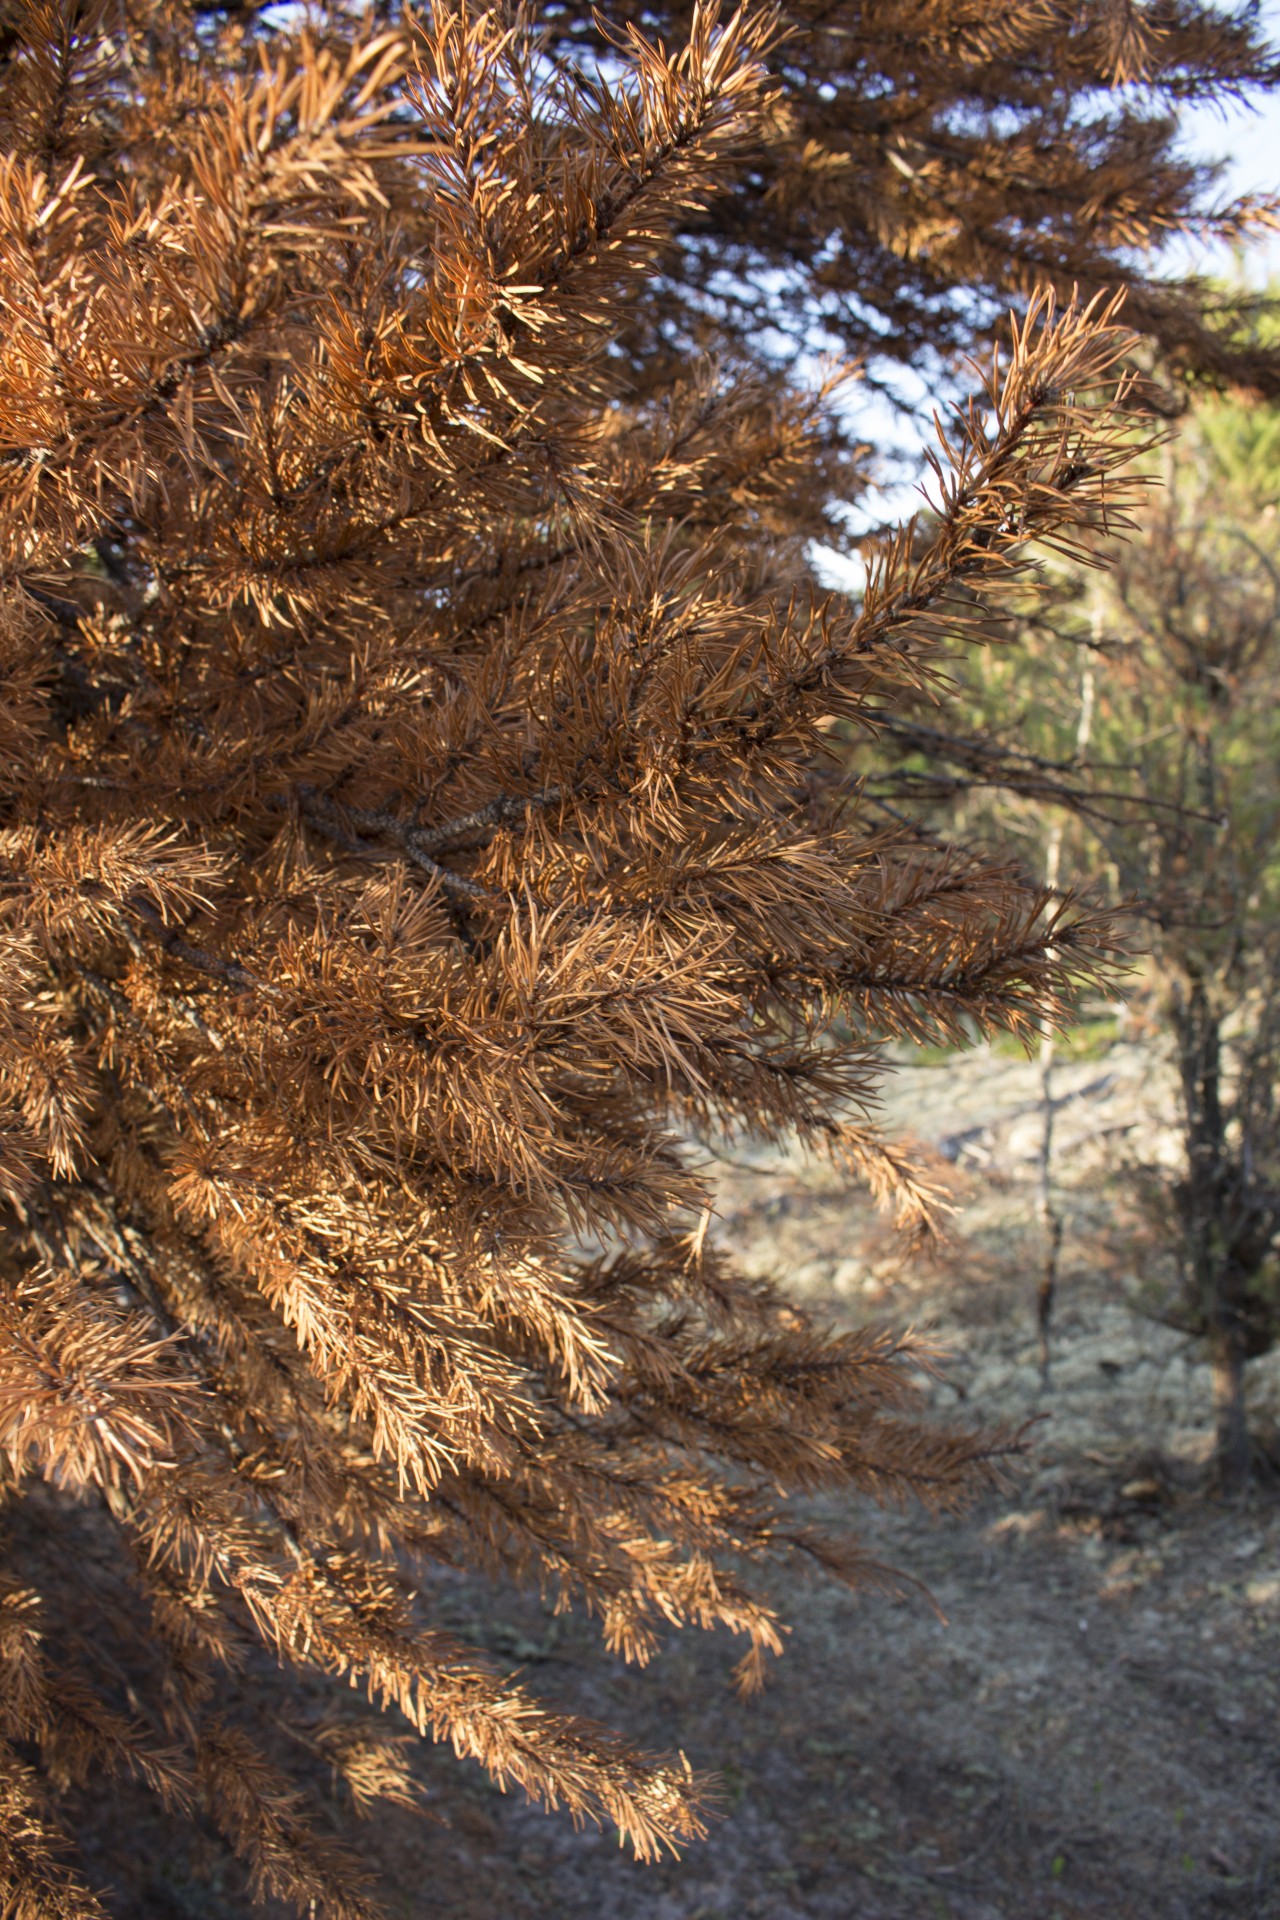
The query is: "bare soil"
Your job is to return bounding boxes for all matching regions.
[85,1038,1280,1920]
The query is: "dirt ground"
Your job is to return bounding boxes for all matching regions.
[88,1035,1280,1920]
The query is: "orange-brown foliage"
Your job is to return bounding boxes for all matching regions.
[0,0,1273,1912]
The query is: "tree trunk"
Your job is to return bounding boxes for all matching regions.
[1210,1330,1251,1497]
[1172,969,1252,1493]
[1035,651,1095,1388]
[1035,980,1060,1387]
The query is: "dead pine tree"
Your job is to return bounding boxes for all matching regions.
[1052,451,1280,1497]
[0,0,1276,1913]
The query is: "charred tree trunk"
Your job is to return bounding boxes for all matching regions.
[1172,971,1252,1494]
[1209,1334,1251,1495]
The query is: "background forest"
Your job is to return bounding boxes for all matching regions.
[2,1,1280,1917]
[329,363,1280,1920]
